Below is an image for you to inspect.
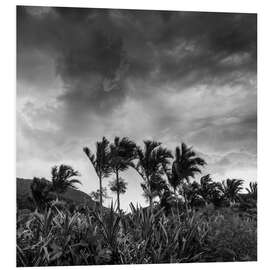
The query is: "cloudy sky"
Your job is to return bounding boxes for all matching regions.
[17,6,257,210]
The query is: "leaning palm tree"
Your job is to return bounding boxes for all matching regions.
[109,137,137,212]
[168,143,206,210]
[220,178,244,204]
[130,140,173,207]
[83,137,112,211]
[51,164,81,198]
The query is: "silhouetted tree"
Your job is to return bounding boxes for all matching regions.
[109,137,136,212]
[246,181,257,200]
[83,137,111,211]
[220,178,243,204]
[30,177,52,211]
[90,187,110,204]
[109,177,128,207]
[51,165,81,198]
[130,140,173,207]
[199,174,223,206]
[168,143,206,211]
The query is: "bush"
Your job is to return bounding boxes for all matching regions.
[17,203,257,266]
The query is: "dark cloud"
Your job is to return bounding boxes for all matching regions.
[17,7,257,117]
[17,7,257,200]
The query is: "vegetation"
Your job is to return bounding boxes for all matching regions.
[130,140,172,207]
[109,177,128,200]
[90,187,110,204]
[30,177,53,211]
[109,137,136,212]
[83,136,111,211]
[17,137,257,266]
[51,165,81,197]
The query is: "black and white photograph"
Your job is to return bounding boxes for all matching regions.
[16,5,257,266]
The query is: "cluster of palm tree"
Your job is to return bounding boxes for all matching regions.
[84,137,137,212]
[83,137,208,212]
[182,176,250,209]
[30,137,256,214]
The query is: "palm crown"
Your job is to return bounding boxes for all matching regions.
[51,164,81,195]
[173,143,206,183]
[109,137,137,172]
[220,178,243,203]
[109,177,128,195]
[83,136,112,179]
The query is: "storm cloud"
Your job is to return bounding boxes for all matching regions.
[17,6,257,209]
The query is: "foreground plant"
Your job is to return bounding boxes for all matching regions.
[17,199,257,267]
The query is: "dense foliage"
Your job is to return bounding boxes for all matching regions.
[17,202,257,266]
[17,138,257,266]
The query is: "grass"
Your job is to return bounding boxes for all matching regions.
[17,202,257,266]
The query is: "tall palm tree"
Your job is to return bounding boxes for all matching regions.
[51,164,81,198]
[168,143,206,210]
[83,137,111,211]
[220,178,244,204]
[130,140,173,207]
[109,137,137,212]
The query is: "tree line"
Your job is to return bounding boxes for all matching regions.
[30,136,257,213]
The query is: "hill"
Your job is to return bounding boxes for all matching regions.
[17,178,99,211]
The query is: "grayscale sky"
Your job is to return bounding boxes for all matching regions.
[17,6,257,211]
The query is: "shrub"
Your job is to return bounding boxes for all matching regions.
[17,202,257,266]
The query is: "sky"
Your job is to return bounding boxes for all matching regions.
[17,6,257,211]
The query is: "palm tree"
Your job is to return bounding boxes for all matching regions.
[199,174,222,205]
[246,181,257,200]
[51,164,81,198]
[83,137,111,211]
[90,187,110,204]
[109,137,137,212]
[109,177,128,206]
[130,140,173,207]
[220,178,244,204]
[168,143,206,211]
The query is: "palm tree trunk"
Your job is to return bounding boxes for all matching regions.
[146,176,152,209]
[99,175,103,214]
[116,170,120,212]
